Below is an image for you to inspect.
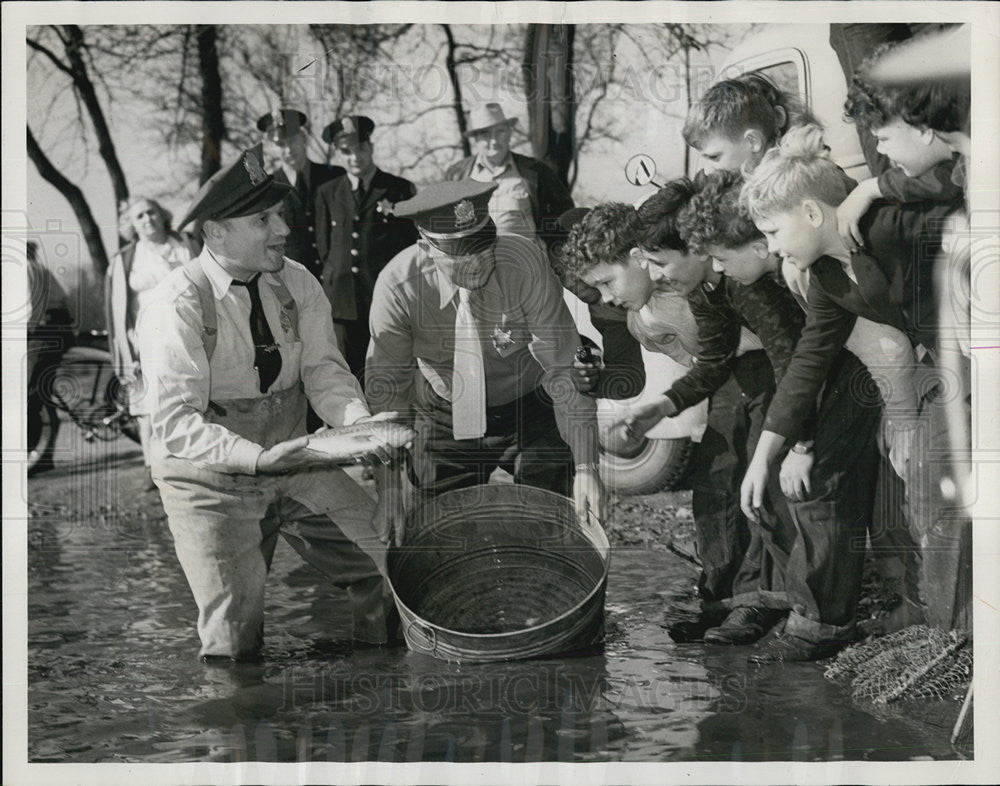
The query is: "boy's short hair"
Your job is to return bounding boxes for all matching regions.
[679,170,762,254]
[845,36,969,133]
[683,73,816,149]
[634,178,698,253]
[561,202,640,279]
[740,124,854,220]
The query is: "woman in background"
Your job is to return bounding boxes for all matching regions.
[106,196,199,485]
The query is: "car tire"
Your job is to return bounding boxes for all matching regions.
[600,436,693,496]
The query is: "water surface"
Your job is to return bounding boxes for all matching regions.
[25,433,963,763]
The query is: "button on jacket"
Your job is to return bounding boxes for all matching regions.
[315,168,418,322]
[274,161,343,279]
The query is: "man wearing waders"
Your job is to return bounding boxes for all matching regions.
[137,145,408,661]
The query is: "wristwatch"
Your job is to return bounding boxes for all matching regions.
[791,441,814,455]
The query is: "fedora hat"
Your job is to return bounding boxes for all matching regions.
[464,103,518,138]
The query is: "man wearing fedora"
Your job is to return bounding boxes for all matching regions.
[445,103,574,247]
[258,108,341,280]
[365,179,604,530]
[136,144,410,661]
[315,115,418,382]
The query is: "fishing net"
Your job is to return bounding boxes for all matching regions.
[824,625,972,704]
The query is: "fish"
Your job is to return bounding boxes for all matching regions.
[306,418,415,462]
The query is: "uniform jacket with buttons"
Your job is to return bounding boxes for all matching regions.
[445,152,574,239]
[274,161,344,280]
[315,168,418,322]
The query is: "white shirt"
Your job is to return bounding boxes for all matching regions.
[471,154,536,238]
[137,250,369,472]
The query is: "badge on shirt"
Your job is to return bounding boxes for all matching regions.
[491,321,515,355]
[376,198,395,218]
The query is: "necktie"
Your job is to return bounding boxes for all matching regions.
[354,179,366,205]
[231,274,282,394]
[451,287,486,440]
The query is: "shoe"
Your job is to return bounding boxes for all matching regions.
[747,634,845,663]
[703,607,785,646]
[665,610,727,643]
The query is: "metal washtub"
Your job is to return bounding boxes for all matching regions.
[387,485,611,663]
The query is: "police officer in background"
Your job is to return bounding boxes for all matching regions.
[315,115,418,381]
[257,108,341,280]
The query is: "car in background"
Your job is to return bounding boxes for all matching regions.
[576,23,870,496]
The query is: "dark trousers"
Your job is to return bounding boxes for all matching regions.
[409,377,574,498]
[333,312,371,386]
[769,352,881,635]
[691,350,789,605]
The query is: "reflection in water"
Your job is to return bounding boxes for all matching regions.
[28,490,959,762]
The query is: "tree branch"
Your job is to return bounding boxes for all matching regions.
[27,125,110,278]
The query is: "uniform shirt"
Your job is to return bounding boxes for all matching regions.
[366,236,598,464]
[471,154,537,239]
[346,167,376,195]
[138,250,369,473]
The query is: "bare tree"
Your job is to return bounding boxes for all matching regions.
[27,25,130,241]
[196,26,225,183]
[522,24,575,185]
[27,126,110,277]
[442,25,472,158]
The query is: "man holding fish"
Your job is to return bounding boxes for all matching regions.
[136,145,413,661]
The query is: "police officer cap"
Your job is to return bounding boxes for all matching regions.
[177,144,291,231]
[257,108,309,141]
[322,115,375,146]
[395,179,498,239]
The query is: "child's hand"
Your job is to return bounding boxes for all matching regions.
[779,448,814,501]
[836,178,881,253]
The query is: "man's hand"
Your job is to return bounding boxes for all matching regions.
[256,436,333,474]
[573,466,605,528]
[837,178,881,253]
[606,398,676,455]
[779,449,814,501]
[740,460,771,524]
[572,356,602,395]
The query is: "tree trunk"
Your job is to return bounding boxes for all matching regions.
[27,126,110,278]
[522,24,575,186]
[59,26,130,221]
[441,25,471,158]
[196,25,226,184]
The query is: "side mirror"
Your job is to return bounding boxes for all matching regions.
[624,154,664,188]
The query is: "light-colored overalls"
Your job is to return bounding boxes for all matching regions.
[150,266,391,660]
